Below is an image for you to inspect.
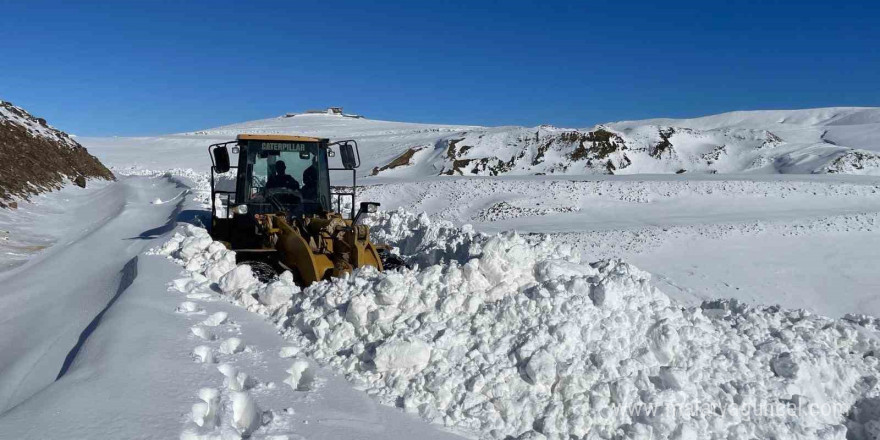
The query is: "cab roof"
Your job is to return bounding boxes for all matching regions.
[236,134,326,143]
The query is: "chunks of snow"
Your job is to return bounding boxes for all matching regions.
[219,265,258,293]
[218,364,250,392]
[219,337,245,355]
[190,326,215,341]
[158,208,880,440]
[191,345,215,364]
[191,388,219,428]
[848,397,880,439]
[201,312,228,327]
[374,339,432,372]
[375,275,407,305]
[283,359,312,391]
[523,348,556,386]
[257,272,299,309]
[175,301,202,314]
[230,391,261,436]
[279,346,300,359]
[771,352,799,378]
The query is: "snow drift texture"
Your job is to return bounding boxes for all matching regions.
[0,100,113,207]
[157,210,880,440]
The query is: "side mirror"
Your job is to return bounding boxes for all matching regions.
[353,202,380,224]
[360,201,380,213]
[340,143,358,169]
[213,146,230,173]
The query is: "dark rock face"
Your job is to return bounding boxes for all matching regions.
[371,146,426,176]
[0,101,114,207]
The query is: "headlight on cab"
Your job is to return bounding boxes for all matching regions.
[233,204,248,215]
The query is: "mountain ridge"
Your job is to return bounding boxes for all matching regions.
[0,101,114,207]
[80,107,880,178]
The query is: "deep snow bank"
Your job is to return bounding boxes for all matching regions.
[156,210,880,440]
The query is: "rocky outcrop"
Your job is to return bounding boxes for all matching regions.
[820,150,880,175]
[429,128,633,176]
[0,101,113,207]
[370,146,426,176]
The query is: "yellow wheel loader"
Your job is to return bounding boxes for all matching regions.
[208,134,400,286]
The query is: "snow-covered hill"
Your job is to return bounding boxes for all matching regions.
[0,101,113,207]
[374,107,880,177]
[81,107,880,178]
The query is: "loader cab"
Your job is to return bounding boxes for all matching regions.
[208,134,364,250]
[236,135,332,217]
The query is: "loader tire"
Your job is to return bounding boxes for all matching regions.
[241,261,278,283]
[377,248,411,271]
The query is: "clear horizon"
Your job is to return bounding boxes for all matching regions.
[2,0,879,136]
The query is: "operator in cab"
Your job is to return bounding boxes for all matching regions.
[301,165,319,200]
[266,161,300,190]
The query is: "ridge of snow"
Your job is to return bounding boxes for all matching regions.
[155,208,880,440]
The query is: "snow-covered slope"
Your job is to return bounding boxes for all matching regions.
[81,107,880,179]
[378,107,880,177]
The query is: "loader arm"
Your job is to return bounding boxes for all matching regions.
[256,213,383,285]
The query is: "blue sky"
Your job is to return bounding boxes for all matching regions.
[1,0,878,136]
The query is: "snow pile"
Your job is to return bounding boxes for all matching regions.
[156,211,880,440]
[364,208,484,267]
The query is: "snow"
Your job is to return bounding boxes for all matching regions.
[0,178,116,272]
[230,390,261,436]
[219,337,245,355]
[202,311,229,327]
[0,176,187,414]
[373,339,433,372]
[79,107,880,179]
[192,345,216,364]
[284,360,311,391]
[156,207,880,440]
[4,107,880,438]
[356,175,880,318]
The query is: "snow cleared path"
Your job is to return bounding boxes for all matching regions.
[0,179,116,272]
[0,176,187,413]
